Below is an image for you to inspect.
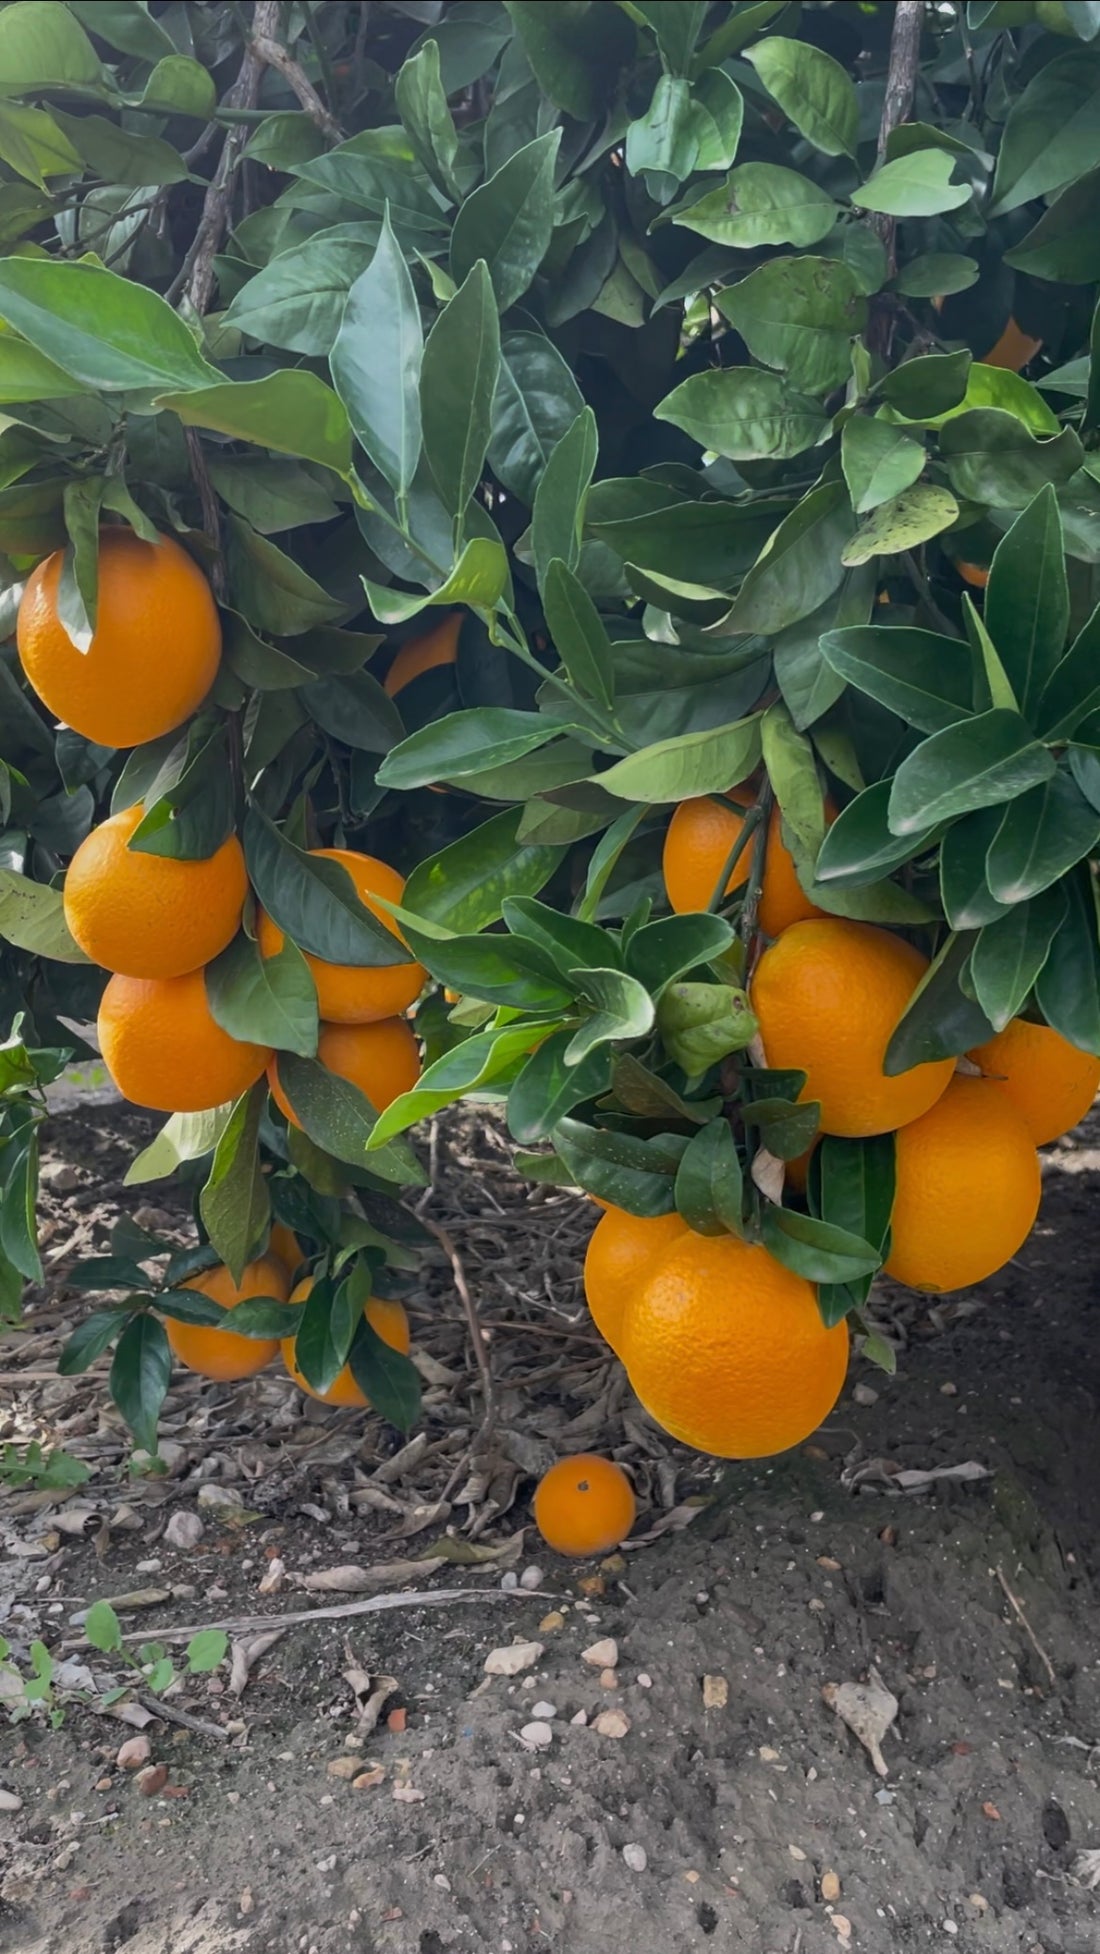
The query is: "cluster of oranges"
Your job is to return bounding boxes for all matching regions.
[581,784,1100,1463]
[17,526,426,1405]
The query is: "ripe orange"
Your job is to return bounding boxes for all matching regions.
[281,1276,410,1407]
[98,969,272,1112]
[383,611,462,697]
[268,1017,421,1127]
[663,790,835,937]
[583,1207,686,1355]
[17,528,220,748]
[956,561,989,590]
[533,1453,636,1556]
[269,1222,305,1279]
[883,1075,1041,1292]
[980,317,1042,372]
[168,1253,289,1381]
[751,919,954,1137]
[619,1231,848,1458]
[255,847,425,1024]
[968,1018,1100,1147]
[63,804,247,979]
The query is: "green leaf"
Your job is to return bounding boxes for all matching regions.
[366,1024,551,1148]
[985,772,1100,904]
[1035,867,1100,1055]
[939,412,1083,505]
[716,258,867,396]
[125,1108,234,1187]
[376,707,564,791]
[206,935,319,1059]
[243,805,404,966]
[880,349,971,419]
[404,807,567,932]
[275,1055,424,1185]
[504,2,632,119]
[199,1085,268,1282]
[159,372,352,479]
[0,3,102,97]
[724,483,855,636]
[939,808,1013,929]
[395,39,461,199]
[1004,168,1100,283]
[887,709,1057,837]
[542,558,615,711]
[745,36,858,158]
[626,74,713,202]
[58,1308,127,1376]
[503,896,616,975]
[565,968,654,1065]
[624,913,735,997]
[127,725,234,862]
[155,1289,228,1328]
[291,1272,344,1396]
[347,1314,421,1432]
[761,1206,881,1283]
[885,931,993,1074]
[451,129,560,311]
[852,149,970,217]
[331,212,423,499]
[970,886,1067,1031]
[1036,602,1100,739]
[68,0,175,58]
[84,1600,123,1655]
[656,366,826,463]
[985,486,1068,721]
[814,1132,895,1322]
[1,1126,40,1281]
[673,163,839,248]
[242,110,327,170]
[421,260,500,520]
[223,235,377,357]
[992,47,1100,214]
[51,108,186,187]
[110,1314,171,1456]
[894,252,979,299]
[207,458,342,537]
[360,535,509,624]
[137,54,215,119]
[226,517,343,639]
[531,405,598,593]
[186,1629,228,1676]
[963,591,1017,716]
[0,100,79,187]
[301,669,403,754]
[0,259,217,394]
[595,714,761,803]
[403,927,573,1012]
[507,1033,612,1144]
[0,869,89,963]
[841,483,959,567]
[553,1116,684,1216]
[674,1118,743,1237]
[841,418,926,515]
[633,0,708,73]
[488,327,585,505]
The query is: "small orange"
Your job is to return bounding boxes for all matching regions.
[883,1075,1041,1292]
[97,969,272,1113]
[269,1222,305,1279]
[281,1276,410,1407]
[383,612,462,697]
[956,561,989,590]
[620,1231,848,1458]
[980,317,1042,372]
[17,528,220,747]
[64,804,247,979]
[533,1453,637,1557]
[751,919,954,1137]
[168,1253,289,1381]
[663,790,836,937]
[583,1206,687,1355]
[268,1017,421,1127]
[255,847,425,1024]
[968,1018,1100,1147]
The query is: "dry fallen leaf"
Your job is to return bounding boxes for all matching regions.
[822,1667,899,1778]
[228,1629,284,1698]
[299,1558,444,1593]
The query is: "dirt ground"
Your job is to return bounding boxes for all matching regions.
[2,1097,1100,1954]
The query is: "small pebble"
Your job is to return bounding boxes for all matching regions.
[852,1382,879,1407]
[532,1702,557,1719]
[622,1843,647,1872]
[239,1891,254,1917]
[519,1721,553,1752]
[326,1757,360,1781]
[116,1735,151,1772]
[833,1918,852,1944]
[702,1675,728,1710]
[352,1766,385,1792]
[637,1673,652,1689]
[940,1380,958,1396]
[592,1708,630,1739]
[599,1669,618,1691]
[163,1511,204,1551]
[570,1709,588,1727]
[539,1611,565,1633]
[500,1571,518,1591]
[821,1871,841,1903]
[484,1641,543,1678]
[581,1638,618,1670]
[136,1764,168,1799]
[519,1566,543,1591]
[0,1790,24,1814]
[134,1558,162,1575]
[94,1776,113,1793]
[433,1874,451,1892]
[875,1788,895,1805]
[942,1924,958,1938]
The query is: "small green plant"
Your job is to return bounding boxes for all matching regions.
[0,1636,63,1728]
[1,1605,227,1729]
[0,1439,90,1491]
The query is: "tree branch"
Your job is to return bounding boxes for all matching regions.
[870,1,925,273]
[252,35,344,141]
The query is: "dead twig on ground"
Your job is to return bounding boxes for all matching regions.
[995,1564,1057,1688]
[74,1586,549,1647]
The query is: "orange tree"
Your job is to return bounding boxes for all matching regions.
[2,0,1100,1460]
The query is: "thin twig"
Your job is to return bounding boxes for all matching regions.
[252,35,344,140]
[867,0,925,350]
[80,1587,545,1647]
[995,1565,1057,1689]
[136,1693,231,1741]
[418,1212,497,1444]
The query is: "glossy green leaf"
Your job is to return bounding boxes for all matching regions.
[331,212,423,498]
[276,1054,425,1185]
[421,260,499,520]
[761,1206,880,1283]
[841,418,926,515]
[159,373,353,478]
[0,258,217,392]
[504,2,632,119]
[127,725,234,862]
[565,968,654,1065]
[542,557,615,711]
[502,896,616,976]
[226,518,343,639]
[984,485,1069,720]
[939,808,1013,929]
[842,483,958,566]
[0,869,88,963]
[110,1314,171,1456]
[814,1133,895,1322]
[627,75,709,202]
[624,913,735,997]
[0,4,102,98]
[243,805,404,965]
[451,129,560,310]
[887,710,1057,836]
[348,1311,421,1432]
[814,780,937,889]
[852,149,970,217]
[223,235,378,357]
[291,1273,344,1396]
[395,38,461,198]
[595,714,761,804]
[656,366,827,463]
[124,1108,234,1188]
[985,772,1100,904]
[507,1033,612,1144]
[894,252,979,298]
[939,412,1083,505]
[725,483,854,635]
[404,926,573,1012]
[368,1023,551,1148]
[488,327,585,505]
[673,163,839,248]
[992,47,1100,214]
[302,670,403,754]
[880,349,972,419]
[377,707,565,790]
[633,0,708,73]
[532,406,598,594]
[404,807,567,933]
[361,536,509,625]
[1035,867,1100,1055]
[58,1308,128,1377]
[674,1119,743,1237]
[0,1125,39,1280]
[1036,602,1100,738]
[553,1116,685,1216]
[745,36,858,158]
[206,934,318,1059]
[1004,169,1100,283]
[885,932,994,1074]
[716,258,867,396]
[820,625,974,733]
[969,886,1067,1031]
[199,1084,268,1282]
